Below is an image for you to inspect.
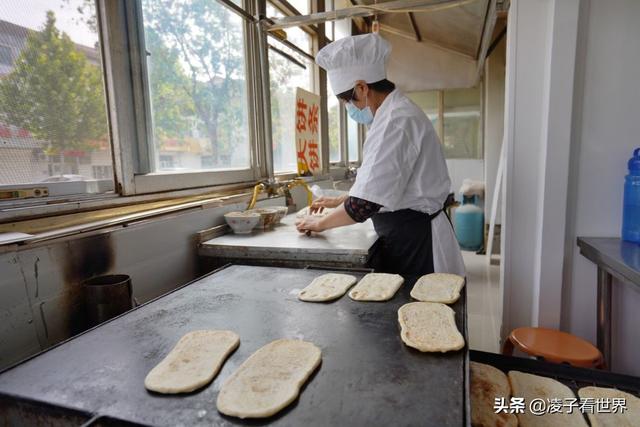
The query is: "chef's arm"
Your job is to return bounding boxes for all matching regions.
[317,204,356,229]
[297,196,381,233]
[343,196,382,222]
[318,196,381,229]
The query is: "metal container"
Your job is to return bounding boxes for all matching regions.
[83,274,133,326]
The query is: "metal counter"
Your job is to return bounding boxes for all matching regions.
[0,265,469,426]
[577,237,640,369]
[198,214,379,269]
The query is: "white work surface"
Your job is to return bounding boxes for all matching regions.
[199,214,379,268]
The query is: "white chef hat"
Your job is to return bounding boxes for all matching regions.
[315,33,391,95]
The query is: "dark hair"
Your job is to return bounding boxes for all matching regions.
[336,79,396,102]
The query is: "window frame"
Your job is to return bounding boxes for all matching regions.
[103,0,264,195]
[0,0,348,216]
[267,0,320,176]
[406,85,484,161]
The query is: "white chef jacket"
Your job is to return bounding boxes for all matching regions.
[349,89,465,276]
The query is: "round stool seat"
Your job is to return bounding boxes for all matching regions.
[506,327,603,368]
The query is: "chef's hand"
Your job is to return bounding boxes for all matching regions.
[310,195,346,214]
[295,216,326,234]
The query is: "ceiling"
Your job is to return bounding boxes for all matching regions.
[349,0,491,58]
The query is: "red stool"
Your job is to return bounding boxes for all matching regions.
[502,327,604,369]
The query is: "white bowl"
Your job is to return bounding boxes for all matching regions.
[224,211,260,234]
[246,208,279,229]
[273,206,289,224]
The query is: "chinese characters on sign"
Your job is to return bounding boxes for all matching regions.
[295,88,321,176]
[494,397,627,416]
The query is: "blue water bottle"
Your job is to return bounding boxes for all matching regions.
[622,148,640,243]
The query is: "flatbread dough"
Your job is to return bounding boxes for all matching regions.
[410,273,465,304]
[578,386,640,427]
[348,273,404,301]
[397,302,464,352]
[299,273,357,302]
[144,330,239,394]
[296,206,333,218]
[508,371,588,427]
[217,339,321,419]
[470,362,518,427]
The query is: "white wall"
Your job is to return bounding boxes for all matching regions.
[483,37,506,224]
[446,159,484,197]
[501,0,580,334]
[561,0,640,375]
[502,0,640,376]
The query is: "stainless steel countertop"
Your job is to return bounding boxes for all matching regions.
[577,237,640,287]
[199,214,379,267]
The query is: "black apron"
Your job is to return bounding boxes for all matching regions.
[367,193,455,277]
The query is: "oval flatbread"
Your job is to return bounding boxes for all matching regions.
[299,273,357,302]
[410,273,465,304]
[144,330,239,394]
[216,339,321,419]
[508,371,588,427]
[398,302,465,352]
[578,386,640,427]
[470,362,517,427]
[349,273,404,301]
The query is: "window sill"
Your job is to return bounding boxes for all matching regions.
[0,181,259,224]
[0,186,273,249]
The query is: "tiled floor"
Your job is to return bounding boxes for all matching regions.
[462,250,502,353]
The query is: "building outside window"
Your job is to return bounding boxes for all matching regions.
[0,1,113,196]
[268,2,313,174]
[141,0,252,173]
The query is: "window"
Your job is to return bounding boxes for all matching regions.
[92,165,113,180]
[141,0,252,173]
[408,86,482,159]
[268,3,313,173]
[325,1,354,166]
[327,83,341,163]
[347,118,359,162]
[324,0,335,41]
[443,87,482,159]
[0,2,113,198]
[287,0,309,15]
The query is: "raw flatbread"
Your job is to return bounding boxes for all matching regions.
[397,302,464,352]
[299,273,357,302]
[578,386,640,427]
[410,273,465,304]
[296,206,333,218]
[144,330,239,394]
[508,371,588,427]
[217,339,321,418]
[470,362,518,427]
[348,273,404,301]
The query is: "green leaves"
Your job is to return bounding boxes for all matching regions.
[0,10,107,155]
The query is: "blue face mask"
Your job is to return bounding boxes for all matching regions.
[346,94,374,125]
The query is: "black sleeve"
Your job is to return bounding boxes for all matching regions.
[343,196,382,223]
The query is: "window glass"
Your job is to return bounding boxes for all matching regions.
[0,1,113,197]
[408,87,482,159]
[407,91,440,138]
[324,0,334,41]
[347,118,358,162]
[142,0,251,172]
[287,0,309,15]
[327,83,340,163]
[268,3,313,173]
[443,86,481,159]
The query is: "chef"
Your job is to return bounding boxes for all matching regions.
[295,33,464,277]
